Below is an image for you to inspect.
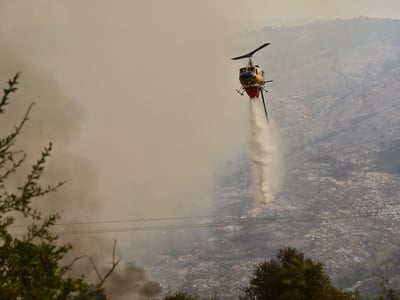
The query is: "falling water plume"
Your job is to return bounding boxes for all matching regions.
[248,99,282,206]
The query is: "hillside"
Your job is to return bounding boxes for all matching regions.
[148,18,400,298]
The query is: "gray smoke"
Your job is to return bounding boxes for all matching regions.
[104,262,162,300]
[0,1,246,298]
[0,31,161,300]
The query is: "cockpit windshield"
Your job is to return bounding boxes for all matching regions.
[240,67,256,74]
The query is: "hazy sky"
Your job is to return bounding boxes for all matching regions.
[236,0,400,28]
[1,1,400,30]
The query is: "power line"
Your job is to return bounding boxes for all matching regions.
[10,214,221,228]
[10,200,400,229]
[48,209,400,235]
[9,202,400,235]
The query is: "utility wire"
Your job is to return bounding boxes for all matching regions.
[9,202,400,235]
[10,214,222,228]
[44,209,400,235]
[10,199,400,228]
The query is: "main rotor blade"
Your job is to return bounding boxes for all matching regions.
[231,43,270,60]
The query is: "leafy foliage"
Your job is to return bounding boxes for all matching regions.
[240,247,354,300]
[164,292,199,300]
[0,73,95,299]
[163,291,220,300]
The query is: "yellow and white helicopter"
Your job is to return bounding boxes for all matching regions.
[232,43,272,121]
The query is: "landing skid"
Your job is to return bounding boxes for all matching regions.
[260,89,269,122]
[236,88,245,96]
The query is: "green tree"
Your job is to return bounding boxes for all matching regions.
[0,73,96,299]
[164,292,199,300]
[240,247,354,300]
[163,291,220,300]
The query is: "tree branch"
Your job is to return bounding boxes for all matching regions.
[90,239,121,289]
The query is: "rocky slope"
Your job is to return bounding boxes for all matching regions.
[149,18,400,298]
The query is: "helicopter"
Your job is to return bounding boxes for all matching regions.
[232,43,273,121]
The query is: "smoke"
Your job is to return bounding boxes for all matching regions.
[104,262,162,300]
[248,99,283,207]
[0,39,163,300]
[0,1,247,298]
